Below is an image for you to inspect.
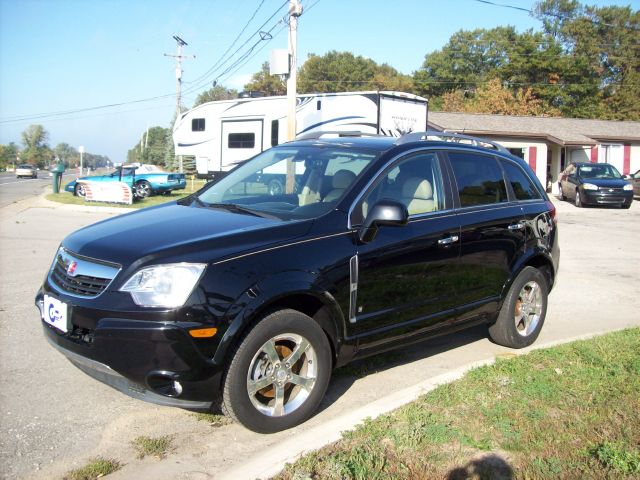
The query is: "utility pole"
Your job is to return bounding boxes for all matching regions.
[165,36,194,173]
[286,0,302,142]
[285,0,302,193]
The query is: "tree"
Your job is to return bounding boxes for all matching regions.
[21,124,51,167]
[0,142,19,170]
[441,78,560,116]
[127,126,173,167]
[535,0,640,119]
[54,143,78,168]
[243,62,286,96]
[194,85,238,107]
[298,51,413,93]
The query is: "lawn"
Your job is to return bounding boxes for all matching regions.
[278,329,640,479]
[46,178,208,209]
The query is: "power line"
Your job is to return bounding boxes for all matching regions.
[473,0,640,31]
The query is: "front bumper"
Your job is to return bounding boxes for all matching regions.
[581,189,634,206]
[36,290,222,408]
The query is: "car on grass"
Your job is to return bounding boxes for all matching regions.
[37,131,559,433]
[65,165,186,198]
[559,162,634,208]
[16,164,38,178]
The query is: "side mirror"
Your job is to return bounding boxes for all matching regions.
[358,200,408,243]
[623,174,631,180]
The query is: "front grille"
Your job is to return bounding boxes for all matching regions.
[49,248,120,298]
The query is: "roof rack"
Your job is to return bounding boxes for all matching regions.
[295,130,385,141]
[396,131,509,153]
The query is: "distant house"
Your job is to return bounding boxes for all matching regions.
[428,112,640,192]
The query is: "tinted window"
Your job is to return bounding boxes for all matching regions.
[501,160,541,200]
[228,133,255,149]
[449,152,507,207]
[359,152,445,220]
[271,120,279,147]
[192,118,205,132]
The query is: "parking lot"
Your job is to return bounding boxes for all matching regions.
[1,194,639,480]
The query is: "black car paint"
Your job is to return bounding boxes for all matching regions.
[36,138,559,408]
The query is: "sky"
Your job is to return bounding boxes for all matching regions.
[1,0,638,162]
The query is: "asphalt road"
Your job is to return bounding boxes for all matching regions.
[0,172,76,208]
[0,193,639,480]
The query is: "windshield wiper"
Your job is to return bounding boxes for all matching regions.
[205,202,279,219]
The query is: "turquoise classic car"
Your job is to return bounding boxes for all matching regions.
[65,165,186,198]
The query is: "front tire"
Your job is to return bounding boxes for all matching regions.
[489,266,548,349]
[222,309,331,433]
[575,189,582,208]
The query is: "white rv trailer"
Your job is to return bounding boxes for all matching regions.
[173,91,428,178]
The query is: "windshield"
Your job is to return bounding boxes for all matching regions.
[196,145,378,220]
[578,164,622,179]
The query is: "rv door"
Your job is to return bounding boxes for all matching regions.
[221,120,263,169]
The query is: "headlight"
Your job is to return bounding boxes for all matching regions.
[120,263,206,308]
[623,184,633,191]
[582,183,598,191]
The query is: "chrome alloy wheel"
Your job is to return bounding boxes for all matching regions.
[514,281,543,337]
[246,333,317,417]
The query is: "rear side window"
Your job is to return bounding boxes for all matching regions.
[192,118,205,131]
[448,152,507,207]
[501,160,541,200]
[228,133,255,149]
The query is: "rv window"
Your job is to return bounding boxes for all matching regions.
[271,120,279,147]
[229,133,256,149]
[192,118,205,132]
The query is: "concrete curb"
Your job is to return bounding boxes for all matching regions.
[220,328,625,480]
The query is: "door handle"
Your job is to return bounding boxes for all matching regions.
[438,235,459,245]
[508,223,525,231]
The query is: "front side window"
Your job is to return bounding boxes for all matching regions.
[195,146,377,220]
[448,152,508,207]
[192,118,205,132]
[228,133,255,149]
[501,160,541,201]
[355,152,445,223]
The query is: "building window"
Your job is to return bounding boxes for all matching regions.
[271,120,279,147]
[228,133,255,149]
[192,118,205,132]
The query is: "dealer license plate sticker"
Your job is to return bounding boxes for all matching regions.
[43,295,68,333]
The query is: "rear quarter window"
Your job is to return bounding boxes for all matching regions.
[501,160,541,200]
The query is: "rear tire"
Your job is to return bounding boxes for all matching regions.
[222,309,331,433]
[489,266,548,349]
[135,180,152,198]
[74,184,86,197]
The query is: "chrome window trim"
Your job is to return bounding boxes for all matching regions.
[48,247,122,299]
[347,146,457,229]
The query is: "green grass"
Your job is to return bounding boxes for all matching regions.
[192,412,232,427]
[63,457,121,480]
[45,178,207,209]
[130,435,174,459]
[277,328,640,480]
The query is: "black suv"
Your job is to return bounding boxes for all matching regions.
[36,132,559,433]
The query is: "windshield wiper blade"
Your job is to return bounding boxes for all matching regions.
[205,202,278,219]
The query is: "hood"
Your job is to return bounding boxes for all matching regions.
[579,177,630,188]
[62,202,312,266]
